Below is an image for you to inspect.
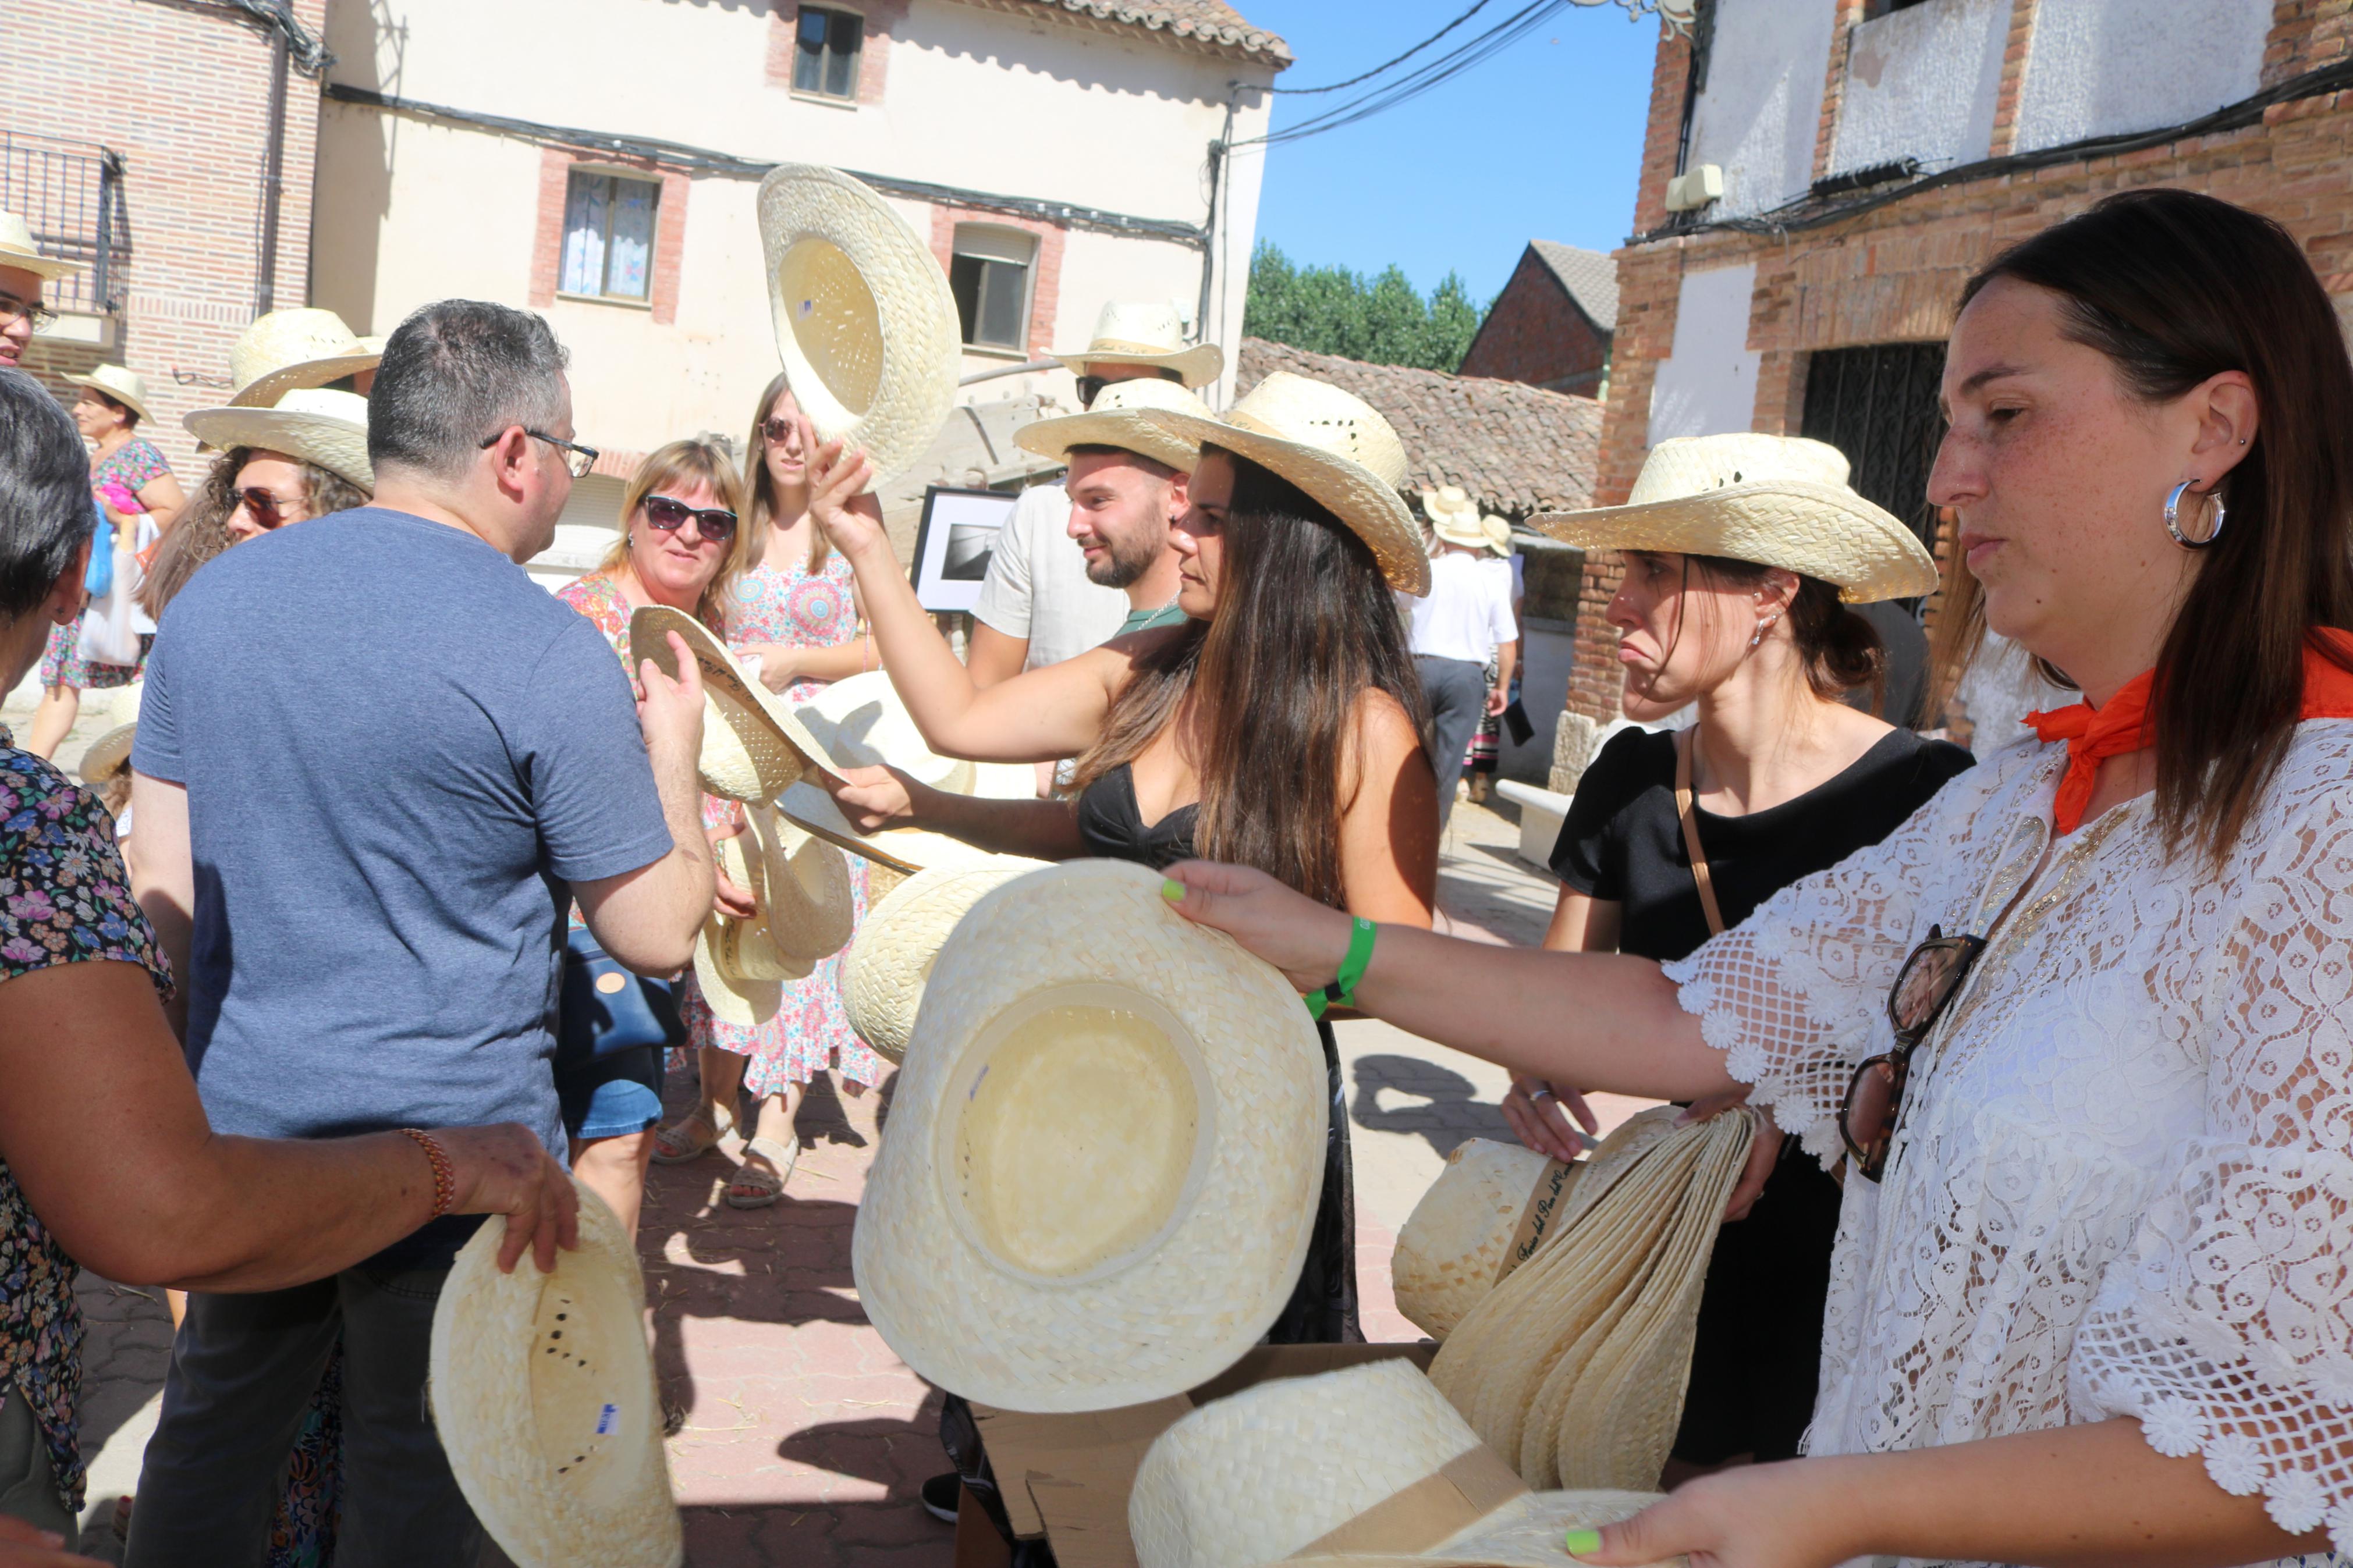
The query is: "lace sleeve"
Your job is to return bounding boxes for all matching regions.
[2070,781,2353,1549]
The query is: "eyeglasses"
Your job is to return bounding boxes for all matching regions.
[1075,375,1109,409]
[479,427,599,479]
[235,487,306,531]
[0,294,57,332]
[642,493,739,543]
[1838,925,1987,1182]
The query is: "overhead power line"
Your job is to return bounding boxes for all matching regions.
[1266,0,1502,95]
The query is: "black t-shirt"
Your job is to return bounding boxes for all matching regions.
[1550,726,1975,964]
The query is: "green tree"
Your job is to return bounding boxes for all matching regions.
[1243,241,1490,372]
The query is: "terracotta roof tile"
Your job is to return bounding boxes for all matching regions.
[1237,337,1603,520]
[963,0,1291,66]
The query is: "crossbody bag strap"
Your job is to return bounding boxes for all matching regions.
[1674,728,1728,938]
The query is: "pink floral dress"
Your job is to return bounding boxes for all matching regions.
[680,546,879,1092]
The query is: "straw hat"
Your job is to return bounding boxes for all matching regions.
[428,1179,682,1568]
[1531,434,1936,604]
[1140,372,1429,595]
[852,860,1328,1411]
[691,802,856,1027]
[757,163,961,489]
[1482,515,1514,557]
[1129,1358,1677,1568]
[78,682,144,787]
[0,211,84,280]
[1421,484,1479,539]
[1393,1140,1581,1342]
[63,364,151,424]
[183,387,374,492]
[225,308,381,408]
[1053,301,1222,388]
[839,855,1050,1061]
[1429,1107,1752,1491]
[627,606,842,805]
[1014,376,1213,473]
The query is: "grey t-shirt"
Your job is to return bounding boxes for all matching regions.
[133,507,675,1266]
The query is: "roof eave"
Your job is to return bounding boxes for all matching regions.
[948,0,1293,69]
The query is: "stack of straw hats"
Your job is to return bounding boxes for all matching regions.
[1392,1139,1581,1342]
[223,308,381,408]
[428,1179,682,1568]
[1429,1107,1752,1491]
[629,606,844,805]
[1129,1357,1678,1568]
[691,801,858,1026]
[839,853,1049,1062]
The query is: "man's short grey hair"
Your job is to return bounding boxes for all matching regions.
[0,368,95,622]
[368,300,570,483]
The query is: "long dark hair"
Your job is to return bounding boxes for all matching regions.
[1069,447,1431,906]
[1936,189,2353,865]
[742,372,828,576]
[139,445,371,619]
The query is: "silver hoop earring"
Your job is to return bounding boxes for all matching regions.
[2164,481,2225,550]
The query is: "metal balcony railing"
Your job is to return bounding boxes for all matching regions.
[0,131,130,315]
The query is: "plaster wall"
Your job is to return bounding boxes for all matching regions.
[1646,264,1761,447]
[2012,0,2269,152]
[1828,0,2008,178]
[1685,0,1840,218]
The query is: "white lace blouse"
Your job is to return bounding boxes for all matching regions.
[1665,721,2353,1565]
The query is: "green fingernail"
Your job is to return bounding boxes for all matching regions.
[1160,878,1184,903]
[1563,1530,1602,1557]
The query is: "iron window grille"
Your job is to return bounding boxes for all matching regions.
[948,226,1034,353]
[560,170,659,302]
[1799,342,1949,573]
[794,6,865,100]
[0,133,129,316]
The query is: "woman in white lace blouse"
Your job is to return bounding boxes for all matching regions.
[1166,188,2353,1568]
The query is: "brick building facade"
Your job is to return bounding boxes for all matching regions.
[1456,239,1618,396]
[1557,0,2353,781]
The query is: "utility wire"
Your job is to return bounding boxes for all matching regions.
[1239,0,1566,149]
[1265,0,1501,94]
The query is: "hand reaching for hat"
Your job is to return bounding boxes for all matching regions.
[818,761,926,833]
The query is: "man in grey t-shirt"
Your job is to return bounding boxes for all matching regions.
[123,302,715,1566]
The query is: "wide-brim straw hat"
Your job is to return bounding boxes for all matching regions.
[1140,371,1429,595]
[1130,1358,1678,1568]
[64,364,151,424]
[1482,515,1514,557]
[1393,1140,1581,1342]
[758,163,961,489]
[1421,483,1479,536]
[852,859,1328,1411]
[691,802,856,1027]
[226,308,381,408]
[628,606,842,805]
[183,387,374,492]
[428,1179,682,1568]
[1531,433,1935,604]
[839,854,1050,1062]
[1052,300,1223,387]
[1429,1107,1752,1491]
[0,211,84,280]
[78,682,144,787]
[1014,376,1214,472]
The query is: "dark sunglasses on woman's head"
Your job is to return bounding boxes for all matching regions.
[236,487,300,531]
[1839,925,1986,1182]
[643,493,739,543]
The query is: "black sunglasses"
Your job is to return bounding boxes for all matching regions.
[1839,925,1986,1182]
[643,493,739,542]
[1074,367,1181,409]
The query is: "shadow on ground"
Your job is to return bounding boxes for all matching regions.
[1347,1053,1511,1160]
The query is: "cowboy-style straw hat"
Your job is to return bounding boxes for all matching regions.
[1052,300,1223,388]
[226,308,382,408]
[1141,372,1431,595]
[691,802,856,1027]
[183,387,374,492]
[853,860,1329,1411]
[0,211,85,280]
[1421,485,1492,552]
[1393,1140,1580,1342]
[628,606,843,805]
[757,164,961,489]
[428,1179,683,1568]
[78,682,145,788]
[1129,1359,1678,1568]
[64,364,152,424]
[1014,376,1214,473]
[1532,433,1936,603]
[1481,515,1514,557]
[839,854,1050,1062]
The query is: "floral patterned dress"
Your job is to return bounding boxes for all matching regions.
[682,545,880,1093]
[40,437,171,691]
[0,723,171,1515]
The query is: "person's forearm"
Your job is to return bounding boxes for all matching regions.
[150,1131,443,1291]
[786,635,877,687]
[1495,642,1517,695]
[917,788,1089,861]
[616,735,715,975]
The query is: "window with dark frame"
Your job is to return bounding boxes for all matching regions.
[1862,0,1932,17]
[794,6,865,99]
[559,169,658,302]
[1798,342,1949,563]
[947,226,1034,352]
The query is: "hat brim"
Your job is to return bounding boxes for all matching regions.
[775,781,1027,876]
[79,723,137,785]
[629,606,843,803]
[1053,342,1224,388]
[852,860,1328,1412]
[0,248,86,282]
[64,374,150,425]
[428,1180,683,1568]
[229,351,383,410]
[840,855,1050,1062]
[1140,410,1431,595]
[1289,1488,1678,1568]
[1014,408,1200,473]
[1529,482,1936,604]
[182,406,374,491]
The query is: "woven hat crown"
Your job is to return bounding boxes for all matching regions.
[1626,433,1853,507]
[1221,372,1407,488]
[1087,377,1214,419]
[229,308,369,397]
[1079,299,1190,356]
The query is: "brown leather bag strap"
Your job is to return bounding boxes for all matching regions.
[1674,728,1728,938]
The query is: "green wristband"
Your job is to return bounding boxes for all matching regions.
[1305,917,1376,1020]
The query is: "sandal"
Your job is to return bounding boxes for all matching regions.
[725,1135,798,1208]
[651,1104,733,1165]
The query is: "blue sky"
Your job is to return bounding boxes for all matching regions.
[1233,1,1663,304]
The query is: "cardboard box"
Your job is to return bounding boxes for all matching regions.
[967,1342,1439,1568]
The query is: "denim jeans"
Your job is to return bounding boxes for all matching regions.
[123,1264,482,1568]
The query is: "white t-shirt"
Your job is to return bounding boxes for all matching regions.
[971,482,1128,670]
[1403,549,1517,665]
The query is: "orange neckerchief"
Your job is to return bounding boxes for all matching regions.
[2025,628,2353,834]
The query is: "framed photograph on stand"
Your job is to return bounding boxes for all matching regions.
[911,486,1018,613]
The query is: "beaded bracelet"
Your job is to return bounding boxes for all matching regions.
[398,1127,456,1219]
[1305,917,1377,1021]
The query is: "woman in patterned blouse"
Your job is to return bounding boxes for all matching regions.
[0,368,577,1553]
